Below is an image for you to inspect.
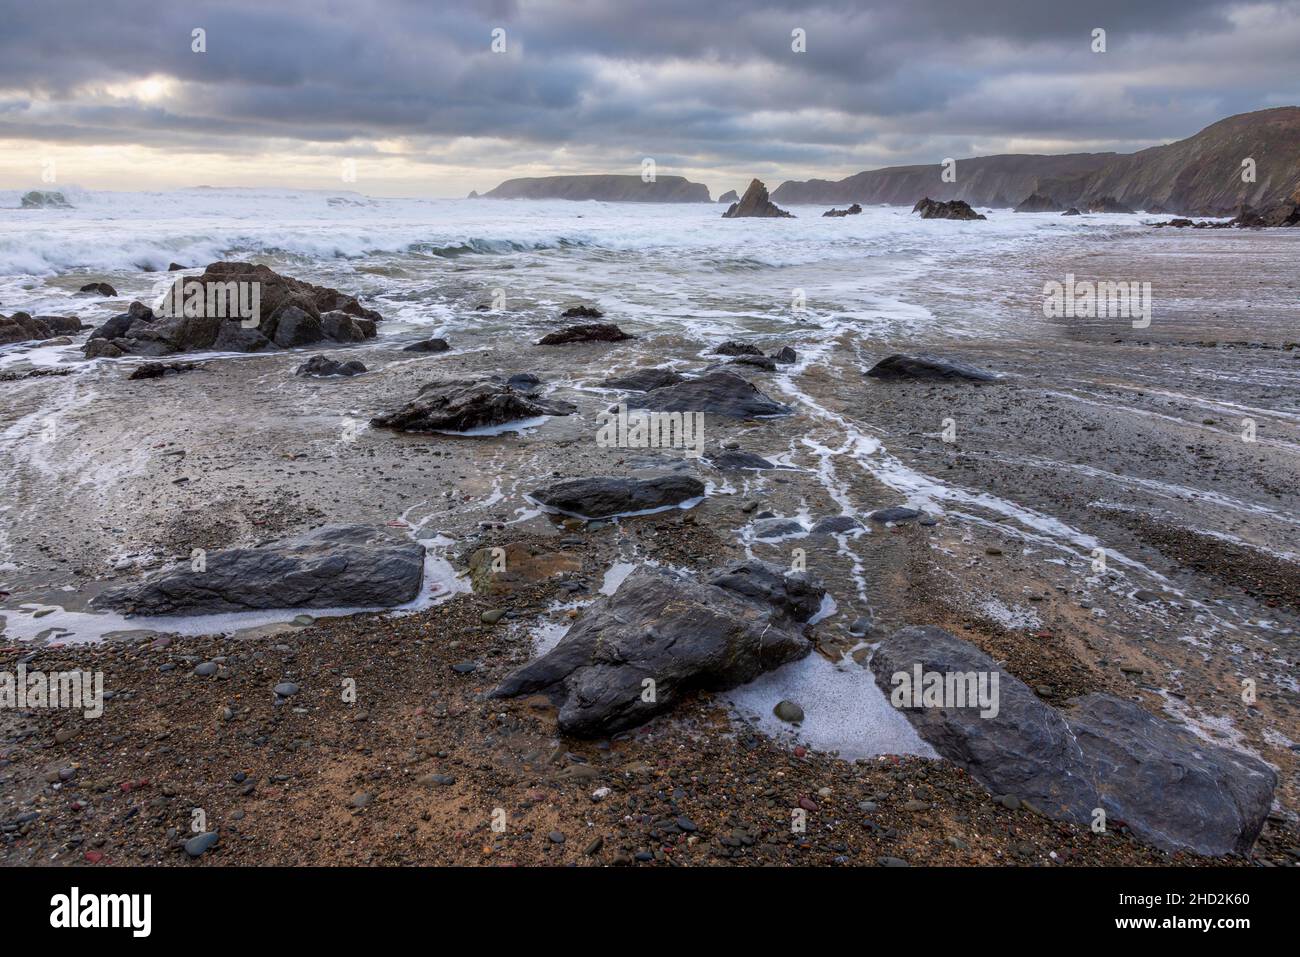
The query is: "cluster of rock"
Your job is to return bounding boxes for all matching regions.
[82,262,383,359]
[371,375,574,433]
[823,203,862,217]
[0,312,81,346]
[722,180,794,218]
[870,626,1277,856]
[491,561,824,735]
[1150,200,1299,230]
[92,525,425,615]
[709,340,797,372]
[128,361,197,381]
[296,355,367,377]
[912,198,986,221]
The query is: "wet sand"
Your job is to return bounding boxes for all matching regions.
[1,225,1297,865]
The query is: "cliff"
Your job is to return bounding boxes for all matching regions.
[480,174,711,203]
[771,107,1300,215]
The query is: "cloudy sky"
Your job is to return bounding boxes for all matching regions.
[1,0,1297,198]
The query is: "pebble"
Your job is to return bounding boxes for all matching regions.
[548,831,566,844]
[194,662,219,677]
[349,791,373,809]
[274,682,299,697]
[481,609,505,624]
[184,831,219,857]
[773,699,805,723]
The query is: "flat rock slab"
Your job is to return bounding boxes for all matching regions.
[492,562,824,735]
[623,371,792,419]
[870,625,1276,856]
[601,368,685,391]
[866,354,1001,383]
[401,338,450,353]
[530,475,705,519]
[705,450,777,471]
[371,376,574,433]
[296,355,366,377]
[92,525,426,616]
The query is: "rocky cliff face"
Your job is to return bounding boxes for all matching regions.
[772,107,1300,215]
[480,174,711,202]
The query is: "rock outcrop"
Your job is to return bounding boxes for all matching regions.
[913,198,986,221]
[1013,193,1062,212]
[529,475,705,519]
[481,174,711,203]
[870,626,1277,856]
[372,376,574,434]
[722,179,794,218]
[491,562,824,735]
[20,190,71,209]
[401,338,450,353]
[80,262,381,358]
[621,371,792,419]
[1086,195,1135,214]
[601,367,685,391]
[92,525,425,616]
[866,354,1001,383]
[717,190,739,204]
[0,312,82,346]
[823,203,862,217]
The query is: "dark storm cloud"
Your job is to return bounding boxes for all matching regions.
[1,0,1297,180]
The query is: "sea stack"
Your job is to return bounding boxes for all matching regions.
[722,179,794,218]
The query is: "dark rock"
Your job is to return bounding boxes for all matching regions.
[400,338,450,353]
[537,323,633,345]
[713,340,763,357]
[168,262,187,271]
[530,475,705,519]
[561,305,604,319]
[296,355,367,377]
[0,312,82,346]
[717,190,739,204]
[128,361,198,381]
[750,517,806,539]
[1013,193,1062,213]
[1062,207,1082,216]
[269,305,323,348]
[77,282,118,297]
[822,203,862,217]
[870,626,1277,856]
[491,562,824,735]
[184,831,219,857]
[625,371,792,419]
[722,179,794,218]
[212,323,271,353]
[810,514,863,534]
[601,368,685,391]
[774,700,805,722]
[729,355,777,372]
[92,525,425,616]
[20,190,71,208]
[868,506,924,524]
[866,354,1001,383]
[771,346,797,364]
[705,450,775,471]
[505,373,542,392]
[320,311,368,343]
[912,197,986,221]
[371,376,574,433]
[1231,201,1300,227]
